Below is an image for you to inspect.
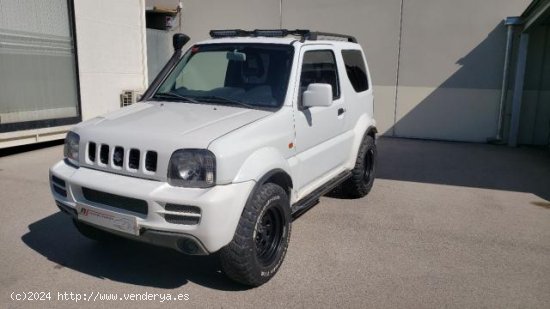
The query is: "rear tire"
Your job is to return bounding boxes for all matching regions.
[219,183,291,286]
[73,219,120,243]
[342,134,377,198]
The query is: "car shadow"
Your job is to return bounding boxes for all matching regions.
[325,186,357,200]
[21,212,251,291]
[324,136,550,203]
[375,137,550,202]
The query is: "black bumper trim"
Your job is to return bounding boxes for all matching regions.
[56,201,77,217]
[55,200,210,255]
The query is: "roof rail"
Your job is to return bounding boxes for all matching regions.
[306,32,357,43]
[209,29,358,43]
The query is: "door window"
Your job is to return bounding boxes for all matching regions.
[300,50,340,99]
[341,50,369,92]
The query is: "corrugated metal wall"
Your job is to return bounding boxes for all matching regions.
[176,0,531,142]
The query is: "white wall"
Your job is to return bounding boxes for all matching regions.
[74,0,148,121]
[393,0,531,142]
[180,0,281,43]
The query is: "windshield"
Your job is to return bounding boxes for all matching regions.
[154,43,295,109]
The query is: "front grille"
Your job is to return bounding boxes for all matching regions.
[165,204,201,215]
[88,142,96,162]
[86,141,158,174]
[82,187,148,215]
[53,185,67,197]
[100,144,109,164]
[145,151,157,172]
[164,203,201,225]
[129,149,140,170]
[51,175,66,187]
[165,214,200,225]
[113,146,124,167]
[51,175,67,197]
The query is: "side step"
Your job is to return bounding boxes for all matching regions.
[291,170,352,219]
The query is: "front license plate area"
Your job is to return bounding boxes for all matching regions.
[76,204,139,236]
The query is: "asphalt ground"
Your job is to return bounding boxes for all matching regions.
[1,137,549,308]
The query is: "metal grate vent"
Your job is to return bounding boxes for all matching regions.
[120,90,141,107]
[113,146,124,167]
[164,214,200,225]
[51,175,67,197]
[129,149,140,170]
[165,204,201,215]
[100,144,109,164]
[51,175,66,188]
[82,187,148,215]
[86,142,158,175]
[88,142,96,162]
[145,151,158,172]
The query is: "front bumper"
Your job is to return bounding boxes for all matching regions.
[49,160,255,254]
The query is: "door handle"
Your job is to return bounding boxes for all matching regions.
[338,108,346,116]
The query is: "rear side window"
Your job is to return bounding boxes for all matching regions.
[300,50,340,99]
[342,50,369,92]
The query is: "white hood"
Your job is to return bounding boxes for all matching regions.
[75,101,271,149]
[72,101,272,181]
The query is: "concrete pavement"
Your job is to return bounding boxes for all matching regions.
[0,137,549,308]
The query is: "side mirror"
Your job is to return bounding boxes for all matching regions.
[302,83,333,108]
[173,33,190,51]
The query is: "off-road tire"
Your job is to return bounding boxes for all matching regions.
[219,183,291,286]
[342,134,377,198]
[73,219,120,243]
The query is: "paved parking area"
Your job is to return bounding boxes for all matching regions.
[1,137,549,308]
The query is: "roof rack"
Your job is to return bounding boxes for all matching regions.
[209,29,358,43]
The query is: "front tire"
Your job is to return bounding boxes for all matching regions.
[219,183,291,286]
[342,134,377,198]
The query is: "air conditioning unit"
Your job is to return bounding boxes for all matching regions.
[120,90,142,107]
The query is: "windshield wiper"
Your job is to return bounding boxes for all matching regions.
[198,96,257,109]
[152,91,199,103]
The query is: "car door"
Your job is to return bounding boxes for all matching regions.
[293,46,347,194]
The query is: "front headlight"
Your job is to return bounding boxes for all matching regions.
[168,149,216,188]
[63,131,80,167]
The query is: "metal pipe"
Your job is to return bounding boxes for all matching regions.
[490,17,522,143]
[392,0,405,137]
[508,32,530,147]
[140,33,190,101]
[495,25,514,140]
[140,50,181,101]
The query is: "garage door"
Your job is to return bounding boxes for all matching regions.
[0,0,80,133]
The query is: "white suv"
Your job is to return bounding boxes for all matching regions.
[49,29,377,286]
